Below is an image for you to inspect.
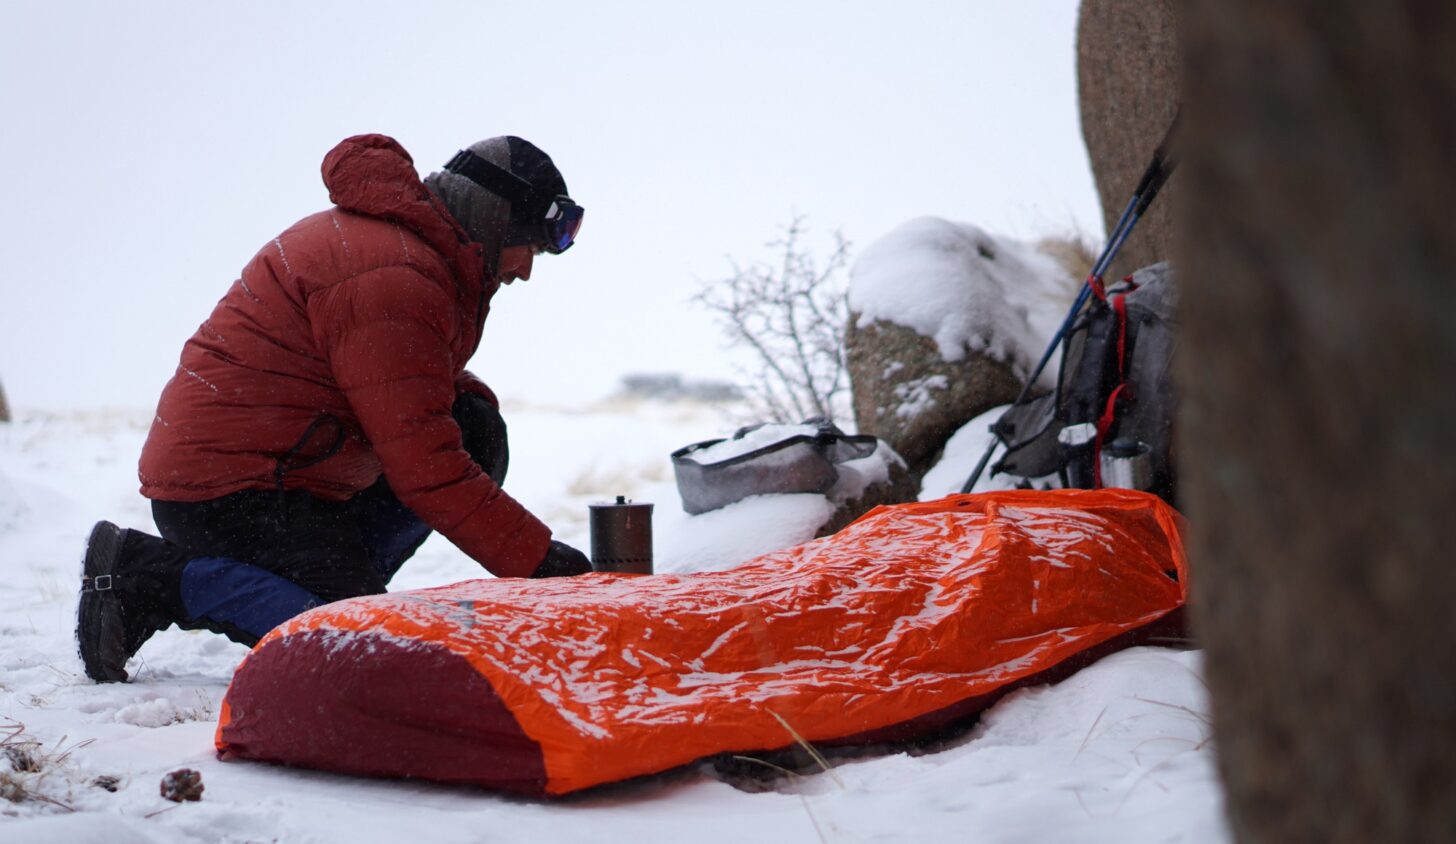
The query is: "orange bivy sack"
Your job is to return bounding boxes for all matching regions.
[215,489,1188,796]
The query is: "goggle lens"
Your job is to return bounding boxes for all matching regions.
[543,200,584,254]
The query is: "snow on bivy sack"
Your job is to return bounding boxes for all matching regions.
[215,489,1189,796]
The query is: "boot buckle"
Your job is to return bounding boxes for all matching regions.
[85,574,114,592]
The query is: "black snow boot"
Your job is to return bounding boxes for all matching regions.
[76,521,189,683]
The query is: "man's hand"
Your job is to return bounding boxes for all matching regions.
[531,540,592,578]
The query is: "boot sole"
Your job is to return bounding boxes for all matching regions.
[76,521,130,683]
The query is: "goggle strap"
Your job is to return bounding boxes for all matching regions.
[443,150,534,208]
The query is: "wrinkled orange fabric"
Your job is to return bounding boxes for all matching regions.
[217,489,1187,795]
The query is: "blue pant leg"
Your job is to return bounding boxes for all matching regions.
[180,557,321,642]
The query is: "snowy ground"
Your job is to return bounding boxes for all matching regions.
[0,401,1228,843]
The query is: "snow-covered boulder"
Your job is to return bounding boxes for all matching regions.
[846,217,1078,477]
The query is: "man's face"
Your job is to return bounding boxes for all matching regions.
[497,244,539,284]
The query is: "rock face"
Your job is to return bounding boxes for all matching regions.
[1077,0,1181,282]
[845,320,1021,479]
[1179,2,1456,842]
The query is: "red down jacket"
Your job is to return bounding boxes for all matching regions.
[139,134,550,578]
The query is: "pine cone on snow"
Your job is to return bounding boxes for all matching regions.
[160,768,204,802]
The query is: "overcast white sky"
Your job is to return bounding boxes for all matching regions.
[0,1,1098,411]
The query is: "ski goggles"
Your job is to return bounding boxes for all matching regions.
[540,196,584,254]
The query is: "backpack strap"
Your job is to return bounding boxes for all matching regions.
[1091,276,1140,486]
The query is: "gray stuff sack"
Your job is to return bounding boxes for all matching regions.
[671,420,878,515]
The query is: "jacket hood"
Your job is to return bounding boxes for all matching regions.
[321,134,486,290]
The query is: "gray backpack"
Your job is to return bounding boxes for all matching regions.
[989,262,1179,505]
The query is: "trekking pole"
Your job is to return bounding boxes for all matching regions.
[959,110,1181,494]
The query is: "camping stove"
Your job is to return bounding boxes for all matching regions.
[588,496,654,574]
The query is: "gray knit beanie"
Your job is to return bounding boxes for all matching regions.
[424,136,568,256]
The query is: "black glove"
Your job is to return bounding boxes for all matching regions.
[531,540,592,578]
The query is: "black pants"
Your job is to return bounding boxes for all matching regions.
[150,393,509,641]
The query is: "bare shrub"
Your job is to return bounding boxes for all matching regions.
[695,216,851,425]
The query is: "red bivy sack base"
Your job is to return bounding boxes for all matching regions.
[215,489,1188,797]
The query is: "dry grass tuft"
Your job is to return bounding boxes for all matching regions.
[183,689,216,724]
[726,755,831,844]
[31,570,68,604]
[765,708,844,788]
[1,718,93,811]
[1035,231,1100,279]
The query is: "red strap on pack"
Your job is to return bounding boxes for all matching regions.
[1092,283,1136,487]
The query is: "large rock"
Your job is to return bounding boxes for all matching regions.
[845,218,1078,479]
[1180,3,1456,841]
[1077,0,1181,282]
[846,320,1021,478]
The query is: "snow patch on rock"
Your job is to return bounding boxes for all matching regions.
[892,375,950,419]
[849,216,1078,381]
